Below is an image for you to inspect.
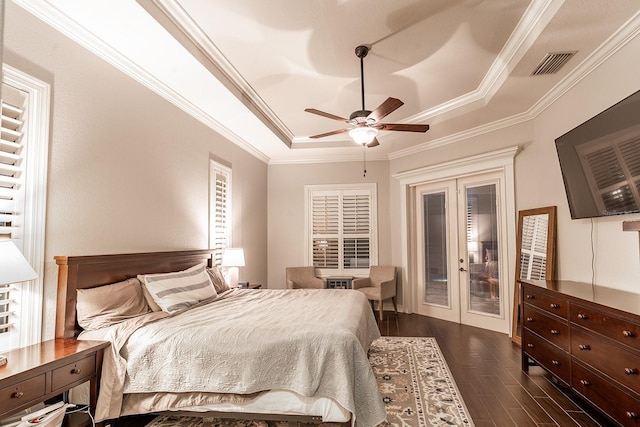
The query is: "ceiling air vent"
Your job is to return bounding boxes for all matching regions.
[531,51,577,75]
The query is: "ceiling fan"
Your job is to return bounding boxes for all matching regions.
[305,44,429,147]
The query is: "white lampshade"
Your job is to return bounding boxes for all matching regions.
[221,248,244,288]
[221,248,245,267]
[348,126,378,145]
[0,240,38,286]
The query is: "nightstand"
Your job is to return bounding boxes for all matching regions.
[237,283,262,289]
[0,338,109,425]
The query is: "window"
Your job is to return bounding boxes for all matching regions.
[305,183,377,277]
[0,66,50,350]
[209,160,231,267]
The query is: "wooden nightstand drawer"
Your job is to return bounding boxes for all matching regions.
[573,360,640,427]
[522,287,568,318]
[523,304,569,351]
[52,354,95,392]
[0,374,46,414]
[571,302,640,352]
[523,329,570,384]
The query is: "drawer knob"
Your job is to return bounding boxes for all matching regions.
[526,343,534,348]
[549,303,560,309]
[577,313,588,320]
[578,344,591,351]
[12,391,24,399]
[624,368,638,375]
[627,411,638,420]
[551,360,560,366]
[579,379,590,386]
[71,367,82,375]
[526,317,534,322]
[526,294,535,300]
[622,330,635,338]
[550,329,560,335]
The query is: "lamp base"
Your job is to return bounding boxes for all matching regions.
[225,267,239,288]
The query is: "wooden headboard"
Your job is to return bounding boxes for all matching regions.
[55,249,214,339]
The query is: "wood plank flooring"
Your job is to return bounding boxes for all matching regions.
[112,312,613,427]
[378,312,612,427]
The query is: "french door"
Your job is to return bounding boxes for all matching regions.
[414,171,509,333]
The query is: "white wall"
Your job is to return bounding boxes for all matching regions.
[389,32,640,295]
[268,160,390,289]
[4,2,268,340]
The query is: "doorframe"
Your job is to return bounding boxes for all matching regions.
[393,146,519,336]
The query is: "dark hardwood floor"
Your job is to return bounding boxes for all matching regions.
[378,312,613,427]
[111,311,613,427]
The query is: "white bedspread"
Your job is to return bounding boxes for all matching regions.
[82,288,385,427]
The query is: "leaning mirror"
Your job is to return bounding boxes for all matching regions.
[511,206,557,345]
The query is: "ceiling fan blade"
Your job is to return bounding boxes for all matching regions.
[379,123,430,133]
[304,108,349,122]
[367,97,404,122]
[367,138,380,148]
[308,128,350,139]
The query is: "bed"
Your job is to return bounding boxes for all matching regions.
[54,249,386,427]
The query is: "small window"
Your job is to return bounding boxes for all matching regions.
[209,160,231,267]
[305,183,377,277]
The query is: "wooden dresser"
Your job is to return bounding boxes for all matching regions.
[521,279,640,426]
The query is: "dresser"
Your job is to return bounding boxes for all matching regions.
[521,279,640,426]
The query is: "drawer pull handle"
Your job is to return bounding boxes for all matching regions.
[577,313,588,320]
[624,368,638,375]
[550,329,560,335]
[526,343,534,348]
[71,367,82,375]
[578,344,591,351]
[12,391,24,399]
[622,330,635,338]
[551,360,560,366]
[526,317,534,322]
[627,412,638,420]
[579,379,590,386]
[549,303,560,309]
[526,294,535,300]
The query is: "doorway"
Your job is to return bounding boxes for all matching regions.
[413,171,509,333]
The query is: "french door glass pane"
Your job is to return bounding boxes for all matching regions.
[422,192,448,306]
[466,184,501,315]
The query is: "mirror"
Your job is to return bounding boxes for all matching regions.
[511,206,557,345]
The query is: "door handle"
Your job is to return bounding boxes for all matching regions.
[459,267,467,272]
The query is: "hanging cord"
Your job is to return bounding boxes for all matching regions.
[363,144,367,177]
[590,218,596,296]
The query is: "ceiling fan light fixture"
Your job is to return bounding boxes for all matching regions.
[349,126,378,145]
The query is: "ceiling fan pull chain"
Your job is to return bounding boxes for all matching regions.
[363,144,367,177]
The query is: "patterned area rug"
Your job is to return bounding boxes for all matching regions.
[145,337,473,427]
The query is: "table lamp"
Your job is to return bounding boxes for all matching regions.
[0,240,38,365]
[221,248,245,288]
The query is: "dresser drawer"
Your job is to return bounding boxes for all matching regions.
[571,303,640,352]
[571,326,640,395]
[523,329,571,384]
[573,360,640,427]
[522,287,568,318]
[523,304,570,351]
[0,374,46,415]
[51,354,95,392]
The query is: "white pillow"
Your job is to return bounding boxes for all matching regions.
[77,278,150,330]
[138,263,216,313]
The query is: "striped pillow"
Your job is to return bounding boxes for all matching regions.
[138,263,216,313]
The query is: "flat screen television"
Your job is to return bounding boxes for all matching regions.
[555,89,640,219]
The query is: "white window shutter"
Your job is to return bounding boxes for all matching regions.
[210,161,231,267]
[0,96,25,239]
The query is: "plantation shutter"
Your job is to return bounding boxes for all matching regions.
[308,184,376,275]
[312,194,339,268]
[0,87,26,334]
[579,134,640,214]
[342,193,370,269]
[519,214,548,280]
[211,162,231,267]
